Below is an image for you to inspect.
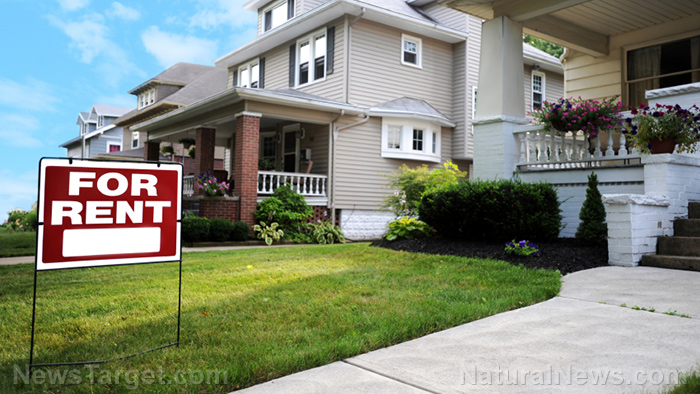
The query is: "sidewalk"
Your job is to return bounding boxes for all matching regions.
[235,266,700,393]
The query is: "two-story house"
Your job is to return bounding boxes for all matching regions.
[133,0,563,239]
[60,104,132,158]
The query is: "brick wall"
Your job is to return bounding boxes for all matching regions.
[199,198,240,222]
[144,141,160,161]
[234,114,260,227]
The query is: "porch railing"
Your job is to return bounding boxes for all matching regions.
[258,171,327,197]
[513,124,641,170]
[183,175,195,197]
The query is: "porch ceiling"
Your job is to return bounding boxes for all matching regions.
[438,0,700,56]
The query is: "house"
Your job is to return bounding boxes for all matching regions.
[438,0,700,265]
[59,104,132,158]
[132,0,563,239]
[110,62,228,173]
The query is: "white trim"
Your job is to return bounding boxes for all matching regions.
[106,142,122,153]
[380,118,441,163]
[235,58,261,88]
[295,28,328,88]
[471,86,478,134]
[262,0,293,32]
[234,111,263,118]
[132,131,140,149]
[401,34,422,68]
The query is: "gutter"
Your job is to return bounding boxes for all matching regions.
[328,110,345,226]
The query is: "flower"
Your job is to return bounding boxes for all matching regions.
[622,104,700,154]
[530,96,625,135]
[505,239,541,257]
[195,172,229,196]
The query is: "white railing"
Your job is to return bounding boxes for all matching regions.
[258,171,328,197]
[513,124,642,170]
[183,175,195,196]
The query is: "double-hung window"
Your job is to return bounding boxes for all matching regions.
[237,60,260,88]
[401,34,422,68]
[263,0,294,32]
[381,119,440,162]
[412,129,424,151]
[138,88,155,109]
[531,71,545,110]
[131,132,139,149]
[387,125,402,149]
[297,31,326,86]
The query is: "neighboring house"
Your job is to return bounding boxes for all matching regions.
[59,104,132,158]
[438,0,700,265]
[133,0,563,239]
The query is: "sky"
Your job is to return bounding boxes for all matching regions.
[0,0,259,219]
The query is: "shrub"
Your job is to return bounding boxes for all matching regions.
[231,221,250,241]
[576,172,608,244]
[253,221,284,245]
[420,179,562,241]
[385,217,432,241]
[208,218,234,242]
[505,240,541,257]
[7,208,27,223]
[307,221,345,244]
[383,161,467,217]
[254,185,312,232]
[182,217,210,242]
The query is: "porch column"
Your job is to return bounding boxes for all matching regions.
[472,16,528,180]
[194,127,216,177]
[234,112,261,227]
[144,140,160,161]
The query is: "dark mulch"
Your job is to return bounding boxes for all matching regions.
[370,237,608,275]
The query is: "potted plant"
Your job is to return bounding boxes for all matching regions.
[160,145,174,155]
[529,96,625,135]
[188,147,195,158]
[179,138,195,149]
[622,104,700,154]
[258,157,276,171]
[195,172,229,197]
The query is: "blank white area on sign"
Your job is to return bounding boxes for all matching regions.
[63,227,161,257]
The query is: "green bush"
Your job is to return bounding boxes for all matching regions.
[182,217,210,242]
[254,185,313,232]
[576,172,608,244]
[420,179,562,241]
[209,218,234,242]
[253,221,284,245]
[7,208,27,223]
[231,221,250,241]
[385,217,432,241]
[306,222,345,244]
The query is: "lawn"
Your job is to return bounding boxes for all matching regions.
[0,243,560,393]
[0,232,36,257]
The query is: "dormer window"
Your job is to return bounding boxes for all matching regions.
[138,88,155,109]
[263,0,295,32]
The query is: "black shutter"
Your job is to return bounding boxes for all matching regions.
[289,44,296,87]
[326,26,335,75]
[287,0,295,19]
[259,58,266,89]
[232,68,238,87]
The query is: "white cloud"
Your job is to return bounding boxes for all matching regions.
[0,170,39,219]
[189,0,256,30]
[106,2,140,21]
[141,26,218,68]
[58,0,90,11]
[0,78,60,113]
[0,113,44,148]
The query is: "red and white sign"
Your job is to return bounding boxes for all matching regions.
[37,159,182,270]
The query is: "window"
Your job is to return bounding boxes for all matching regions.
[132,132,139,149]
[401,34,422,67]
[471,86,477,134]
[235,59,261,88]
[263,0,294,32]
[387,125,401,149]
[108,143,121,153]
[296,31,326,86]
[260,131,278,164]
[412,129,424,151]
[431,131,436,154]
[531,71,545,110]
[625,34,700,107]
[381,119,440,162]
[138,88,155,109]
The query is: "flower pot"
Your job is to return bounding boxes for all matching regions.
[648,138,676,154]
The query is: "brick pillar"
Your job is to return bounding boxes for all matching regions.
[194,127,216,177]
[234,114,260,227]
[144,140,160,161]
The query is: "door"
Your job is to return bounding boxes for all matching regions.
[283,129,299,173]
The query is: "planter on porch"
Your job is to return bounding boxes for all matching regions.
[648,138,676,154]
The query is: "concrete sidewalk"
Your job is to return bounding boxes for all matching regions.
[235,266,700,393]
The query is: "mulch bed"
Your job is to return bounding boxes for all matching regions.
[370,237,608,275]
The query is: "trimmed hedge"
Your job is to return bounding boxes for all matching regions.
[182,217,210,242]
[419,179,562,241]
[209,218,234,242]
[182,217,251,243]
[231,221,250,241]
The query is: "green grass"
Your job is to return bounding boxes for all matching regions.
[0,232,36,257]
[664,370,700,393]
[0,243,560,393]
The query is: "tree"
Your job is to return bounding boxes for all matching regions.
[576,172,608,244]
[523,34,564,58]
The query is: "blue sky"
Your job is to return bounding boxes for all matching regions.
[0,0,258,218]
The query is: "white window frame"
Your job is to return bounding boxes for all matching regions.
[295,29,327,87]
[138,88,155,109]
[132,132,139,149]
[107,142,122,153]
[531,71,545,110]
[236,58,261,88]
[381,118,441,163]
[401,34,422,68]
[386,125,402,150]
[262,0,293,32]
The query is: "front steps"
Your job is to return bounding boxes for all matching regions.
[641,202,700,271]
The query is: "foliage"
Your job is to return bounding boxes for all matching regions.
[529,96,625,135]
[505,240,541,257]
[523,34,563,58]
[0,232,36,257]
[622,103,700,154]
[178,137,195,148]
[576,172,608,244]
[196,172,229,197]
[258,157,275,171]
[306,221,345,244]
[420,179,562,241]
[383,161,468,217]
[182,216,209,242]
[254,185,313,232]
[385,217,433,241]
[188,147,195,158]
[209,218,235,242]
[253,221,284,245]
[231,221,251,241]
[160,145,174,155]
[3,206,37,233]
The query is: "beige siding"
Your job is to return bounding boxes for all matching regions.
[333,117,452,210]
[422,2,469,31]
[348,19,453,117]
[464,16,482,159]
[299,123,329,176]
[451,41,467,159]
[301,0,326,13]
[523,65,565,112]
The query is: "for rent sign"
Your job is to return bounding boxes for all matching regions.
[37,159,182,270]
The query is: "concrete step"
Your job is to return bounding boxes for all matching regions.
[657,236,700,257]
[674,219,700,237]
[689,202,700,219]
[641,255,700,272]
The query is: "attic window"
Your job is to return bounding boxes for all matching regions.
[138,88,155,109]
[401,34,421,68]
[263,0,294,32]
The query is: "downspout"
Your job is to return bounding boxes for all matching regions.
[344,8,365,103]
[331,113,369,225]
[329,110,344,225]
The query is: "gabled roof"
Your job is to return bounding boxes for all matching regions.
[92,104,132,117]
[370,97,455,127]
[523,43,562,73]
[76,112,93,125]
[128,62,216,95]
[92,147,171,161]
[59,135,81,148]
